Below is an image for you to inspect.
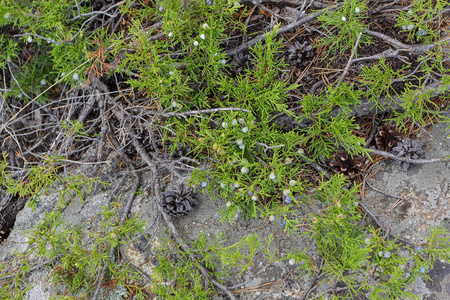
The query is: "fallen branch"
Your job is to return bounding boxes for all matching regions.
[131,135,237,300]
[274,78,450,130]
[364,29,450,55]
[226,5,337,56]
[367,148,449,164]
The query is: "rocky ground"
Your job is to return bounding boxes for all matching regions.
[0,123,448,299]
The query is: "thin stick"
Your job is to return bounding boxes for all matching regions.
[177,107,251,115]
[339,32,363,83]
[367,148,449,164]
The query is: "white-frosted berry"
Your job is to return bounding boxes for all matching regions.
[251,194,258,201]
[220,182,227,189]
[238,118,245,124]
[220,59,226,65]
[200,34,205,40]
[269,215,276,222]
[402,25,407,30]
[241,166,249,174]
[40,79,46,85]
[289,180,297,187]
[242,127,248,133]
[236,139,243,145]
[269,172,276,180]
[226,201,232,207]
[171,101,178,108]
[284,157,293,164]
[355,7,360,13]
[378,251,384,257]
[297,148,304,155]
[27,36,33,43]
[407,24,414,31]
[72,72,79,81]
[168,32,173,37]
[61,72,66,77]
[221,122,228,128]
[232,119,238,125]
[283,189,290,196]
[239,144,245,150]
[289,258,296,265]
[169,71,174,75]
[202,23,209,29]
[158,6,164,12]
[341,16,347,22]
[285,196,292,204]
[4,12,10,19]
[193,41,199,46]
[17,93,22,99]
[233,182,240,188]
[383,251,391,258]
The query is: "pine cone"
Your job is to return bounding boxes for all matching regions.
[287,41,314,67]
[160,185,198,216]
[231,52,248,74]
[330,150,365,178]
[375,123,402,152]
[392,138,422,170]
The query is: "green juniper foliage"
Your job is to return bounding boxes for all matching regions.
[0,154,106,211]
[304,175,450,299]
[316,0,371,57]
[395,0,447,44]
[1,0,450,299]
[2,202,146,298]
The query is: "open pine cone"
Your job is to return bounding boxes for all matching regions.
[231,52,249,74]
[330,150,365,178]
[376,123,402,151]
[287,41,314,67]
[160,185,198,216]
[392,138,422,170]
